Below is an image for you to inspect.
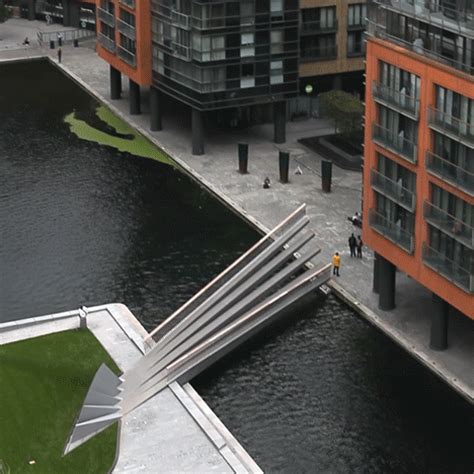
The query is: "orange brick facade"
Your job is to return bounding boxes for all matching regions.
[362,38,474,319]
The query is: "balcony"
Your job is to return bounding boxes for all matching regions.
[172,42,191,61]
[428,107,474,148]
[424,201,473,249]
[425,151,474,196]
[98,7,115,27]
[171,10,191,30]
[117,18,136,40]
[372,123,417,163]
[300,44,337,62]
[369,208,414,253]
[119,0,135,8]
[371,169,416,211]
[423,243,473,293]
[372,82,419,119]
[98,33,116,54]
[300,19,338,35]
[117,45,136,67]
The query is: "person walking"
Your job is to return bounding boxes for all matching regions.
[357,236,363,258]
[332,252,341,277]
[57,47,62,63]
[348,233,357,257]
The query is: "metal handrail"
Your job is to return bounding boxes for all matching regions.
[117,18,136,40]
[370,168,416,211]
[372,123,417,163]
[372,81,419,117]
[369,208,414,252]
[98,7,115,27]
[425,151,474,196]
[300,19,338,33]
[117,45,136,67]
[428,107,474,144]
[98,32,116,53]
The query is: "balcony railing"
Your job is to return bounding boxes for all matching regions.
[372,81,420,119]
[347,42,366,57]
[422,243,473,293]
[425,151,474,196]
[172,42,192,61]
[369,208,414,253]
[428,107,474,147]
[372,123,417,163]
[117,45,136,67]
[424,201,473,249]
[171,10,191,30]
[98,33,116,53]
[300,19,338,34]
[117,18,136,40]
[371,169,416,211]
[98,7,115,27]
[300,44,337,61]
[119,0,135,9]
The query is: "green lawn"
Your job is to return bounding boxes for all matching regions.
[0,330,120,474]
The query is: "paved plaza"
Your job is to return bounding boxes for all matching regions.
[0,22,472,403]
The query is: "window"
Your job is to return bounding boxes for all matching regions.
[379,62,420,100]
[193,35,225,61]
[241,63,255,88]
[119,8,135,26]
[348,4,367,27]
[301,6,336,29]
[347,31,365,56]
[241,32,255,57]
[270,60,283,84]
[271,30,284,54]
[377,154,416,191]
[241,0,255,25]
[435,86,474,129]
[271,0,283,14]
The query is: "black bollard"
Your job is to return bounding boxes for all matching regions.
[58,37,62,47]
[50,40,55,49]
[279,151,289,183]
[73,38,79,47]
[321,159,332,192]
[238,143,249,174]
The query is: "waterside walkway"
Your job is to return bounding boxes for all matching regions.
[0,32,472,404]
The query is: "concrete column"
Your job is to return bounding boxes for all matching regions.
[62,0,71,26]
[129,79,141,115]
[150,87,162,131]
[110,66,121,100]
[273,101,286,144]
[69,0,80,28]
[192,108,204,155]
[373,252,380,294]
[378,255,396,311]
[333,74,343,90]
[430,294,449,351]
[27,0,35,20]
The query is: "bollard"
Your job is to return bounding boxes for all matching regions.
[73,38,79,47]
[279,150,290,183]
[50,40,55,49]
[58,37,62,47]
[238,143,249,174]
[321,159,332,192]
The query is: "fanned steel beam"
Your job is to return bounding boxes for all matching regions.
[64,206,331,455]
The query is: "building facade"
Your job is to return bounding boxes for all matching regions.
[363,0,474,348]
[299,0,367,95]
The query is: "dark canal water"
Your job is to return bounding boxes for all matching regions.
[1,61,472,473]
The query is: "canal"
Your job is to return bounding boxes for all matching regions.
[0,61,471,473]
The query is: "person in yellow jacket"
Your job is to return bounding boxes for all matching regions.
[332,252,341,277]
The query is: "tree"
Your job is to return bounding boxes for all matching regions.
[319,90,363,140]
[0,0,11,24]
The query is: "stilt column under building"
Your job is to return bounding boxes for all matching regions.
[273,101,286,144]
[192,108,204,155]
[373,252,380,294]
[378,255,396,310]
[27,0,35,20]
[430,294,449,351]
[62,0,70,26]
[110,66,121,100]
[129,79,141,115]
[69,0,80,27]
[150,87,162,132]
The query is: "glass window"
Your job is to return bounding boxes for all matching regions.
[270,60,283,84]
[271,30,284,54]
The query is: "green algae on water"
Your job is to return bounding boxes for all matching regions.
[64,105,173,166]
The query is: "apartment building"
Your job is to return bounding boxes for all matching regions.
[363,0,474,349]
[299,0,367,95]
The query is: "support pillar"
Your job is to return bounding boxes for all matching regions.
[27,0,35,20]
[110,66,121,100]
[430,294,449,351]
[129,79,141,115]
[62,0,71,26]
[150,87,162,131]
[192,108,204,156]
[333,74,343,90]
[373,252,380,294]
[378,255,396,310]
[273,101,286,144]
[69,0,80,27]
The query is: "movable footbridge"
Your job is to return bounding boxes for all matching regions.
[64,204,331,454]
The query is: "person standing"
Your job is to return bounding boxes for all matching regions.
[357,236,363,258]
[57,47,62,63]
[332,252,341,277]
[348,233,357,257]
